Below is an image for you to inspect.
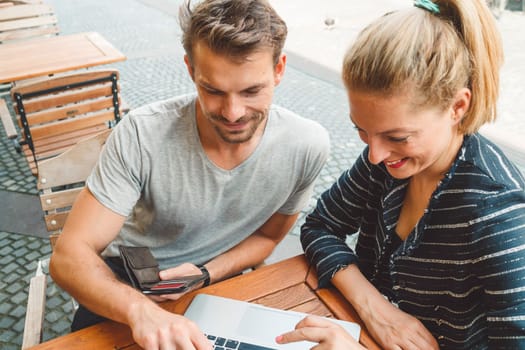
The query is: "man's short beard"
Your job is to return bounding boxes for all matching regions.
[210,111,267,144]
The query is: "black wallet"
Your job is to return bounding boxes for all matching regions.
[118,245,206,295]
[119,245,161,289]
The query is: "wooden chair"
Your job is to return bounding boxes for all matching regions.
[0,1,44,10]
[0,69,125,176]
[0,0,44,4]
[0,3,58,44]
[0,2,58,93]
[22,129,111,349]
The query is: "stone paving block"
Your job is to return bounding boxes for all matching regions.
[25,251,41,262]
[4,273,20,285]
[0,315,15,329]
[0,329,17,346]
[47,295,68,309]
[11,239,26,249]
[3,263,20,276]
[49,319,72,335]
[10,305,26,318]
[0,245,11,257]
[12,318,24,334]
[27,240,44,250]
[10,292,26,305]
[2,344,18,350]
[0,301,12,315]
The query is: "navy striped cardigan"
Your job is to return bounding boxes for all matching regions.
[301,133,525,349]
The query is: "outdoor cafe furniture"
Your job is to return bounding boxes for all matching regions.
[0,31,126,84]
[22,129,111,349]
[0,69,125,176]
[24,254,381,350]
[0,3,58,44]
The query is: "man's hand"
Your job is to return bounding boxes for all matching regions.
[149,263,205,302]
[276,315,365,350]
[360,296,439,350]
[128,301,212,350]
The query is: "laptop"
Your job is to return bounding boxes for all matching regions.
[184,294,361,350]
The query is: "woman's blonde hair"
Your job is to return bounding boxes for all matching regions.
[342,0,503,134]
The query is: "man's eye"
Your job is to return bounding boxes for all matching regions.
[388,136,409,143]
[243,89,261,96]
[203,87,223,95]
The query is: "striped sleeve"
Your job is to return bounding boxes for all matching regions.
[301,152,373,287]
[474,191,525,346]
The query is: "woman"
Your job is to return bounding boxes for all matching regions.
[277,0,525,349]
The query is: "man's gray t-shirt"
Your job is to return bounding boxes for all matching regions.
[88,94,329,269]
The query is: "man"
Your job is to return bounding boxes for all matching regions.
[49,0,330,349]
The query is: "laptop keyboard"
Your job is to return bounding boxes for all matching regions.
[206,334,276,350]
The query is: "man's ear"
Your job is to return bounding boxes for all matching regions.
[274,54,286,86]
[184,55,195,81]
[451,87,471,125]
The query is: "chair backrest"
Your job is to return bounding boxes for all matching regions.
[10,69,123,176]
[37,128,111,246]
[0,3,58,43]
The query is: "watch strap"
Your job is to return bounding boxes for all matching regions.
[197,264,210,287]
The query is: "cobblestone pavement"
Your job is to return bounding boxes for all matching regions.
[0,1,523,349]
[0,0,361,348]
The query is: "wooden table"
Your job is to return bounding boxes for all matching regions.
[0,31,126,83]
[27,255,381,349]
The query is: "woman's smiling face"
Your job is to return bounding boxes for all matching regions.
[348,89,467,180]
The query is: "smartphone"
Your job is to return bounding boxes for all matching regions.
[142,274,207,295]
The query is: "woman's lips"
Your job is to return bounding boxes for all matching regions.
[385,158,408,169]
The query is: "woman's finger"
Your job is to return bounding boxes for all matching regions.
[276,326,328,344]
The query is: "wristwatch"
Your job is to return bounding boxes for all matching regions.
[197,264,211,287]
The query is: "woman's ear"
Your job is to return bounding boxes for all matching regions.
[451,88,471,125]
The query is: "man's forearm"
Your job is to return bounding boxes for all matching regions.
[203,212,299,283]
[204,232,278,284]
[49,247,158,326]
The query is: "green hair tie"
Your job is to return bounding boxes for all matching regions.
[414,0,440,14]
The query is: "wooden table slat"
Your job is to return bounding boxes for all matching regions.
[252,282,317,310]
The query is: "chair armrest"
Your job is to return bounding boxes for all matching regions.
[0,98,18,139]
[21,260,47,349]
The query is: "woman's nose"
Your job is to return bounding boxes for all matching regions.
[367,138,389,165]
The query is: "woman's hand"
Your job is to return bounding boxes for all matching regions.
[276,315,365,350]
[359,295,439,350]
[331,265,439,350]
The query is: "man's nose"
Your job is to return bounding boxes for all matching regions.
[221,95,245,122]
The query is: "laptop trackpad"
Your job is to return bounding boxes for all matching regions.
[237,305,313,348]
[238,305,303,338]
